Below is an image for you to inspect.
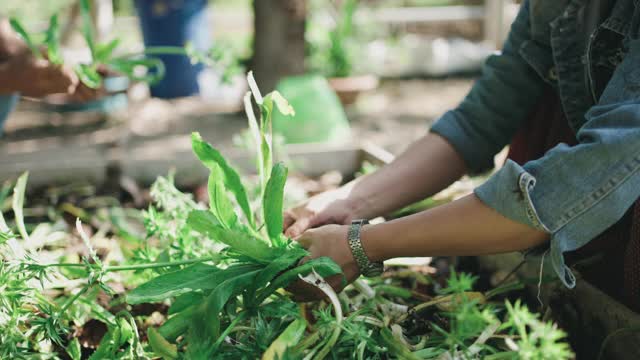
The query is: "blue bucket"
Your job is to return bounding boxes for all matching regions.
[134,0,211,99]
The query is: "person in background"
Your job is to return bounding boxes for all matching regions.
[0,17,92,136]
[286,0,640,313]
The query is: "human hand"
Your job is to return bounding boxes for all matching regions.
[283,188,363,238]
[5,53,78,97]
[288,224,360,302]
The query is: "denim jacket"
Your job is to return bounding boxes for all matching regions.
[0,94,18,135]
[430,0,640,288]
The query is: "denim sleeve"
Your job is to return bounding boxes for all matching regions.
[475,37,640,288]
[430,0,546,173]
[0,93,18,135]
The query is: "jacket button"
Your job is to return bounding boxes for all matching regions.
[548,67,558,81]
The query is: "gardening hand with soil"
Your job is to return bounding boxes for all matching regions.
[287,133,550,300]
[0,18,80,98]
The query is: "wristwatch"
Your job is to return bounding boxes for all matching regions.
[347,219,384,277]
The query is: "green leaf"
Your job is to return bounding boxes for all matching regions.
[379,328,422,360]
[79,0,96,59]
[45,15,62,64]
[127,263,227,304]
[187,210,277,263]
[169,292,204,315]
[207,166,237,229]
[256,257,344,304]
[263,163,288,244]
[66,338,81,360]
[9,18,39,57]
[74,64,102,88]
[265,91,295,117]
[148,327,178,360]
[89,323,126,360]
[95,38,120,63]
[204,268,261,338]
[159,304,197,342]
[259,133,272,197]
[12,172,29,242]
[262,318,307,360]
[248,247,308,303]
[109,57,166,84]
[191,132,254,227]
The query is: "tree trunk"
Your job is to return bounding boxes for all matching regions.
[252,0,307,92]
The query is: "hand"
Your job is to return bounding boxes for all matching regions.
[283,188,363,238]
[288,224,360,302]
[4,53,78,97]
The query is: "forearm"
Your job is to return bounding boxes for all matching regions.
[347,133,467,219]
[362,193,549,261]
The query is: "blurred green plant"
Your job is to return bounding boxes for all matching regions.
[307,0,359,78]
[9,0,239,89]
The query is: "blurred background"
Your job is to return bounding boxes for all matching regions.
[0,0,520,188]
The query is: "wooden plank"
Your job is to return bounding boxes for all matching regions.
[369,5,485,24]
[115,134,391,187]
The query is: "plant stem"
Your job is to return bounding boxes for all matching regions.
[26,257,217,272]
[113,46,192,60]
[58,282,92,316]
[483,351,519,360]
[105,257,215,272]
[210,312,249,353]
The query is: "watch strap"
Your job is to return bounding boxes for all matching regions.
[347,219,384,277]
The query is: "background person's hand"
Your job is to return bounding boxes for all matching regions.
[283,188,363,238]
[288,224,360,302]
[5,53,78,97]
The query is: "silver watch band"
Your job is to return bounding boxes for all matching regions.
[347,219,384,277]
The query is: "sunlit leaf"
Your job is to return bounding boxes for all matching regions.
[12,172,29,242]
[207,166,237,229]
[187,210,277,263]
[262,318,307,360]
[148,327,178,360]
[191,132,254,227]
[9,18,39,57]
[45,15,62,64]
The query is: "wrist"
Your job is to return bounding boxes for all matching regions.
[360,224,387,263]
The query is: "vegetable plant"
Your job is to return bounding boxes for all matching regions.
[9,0,237,89]
[0,72,575,358]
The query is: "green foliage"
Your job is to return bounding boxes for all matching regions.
[308,0,359,77]
[192,132,255,227]
[9,1,236,89]
[263,318,308,360]
[0,74,574,359]
[264,163,288,243]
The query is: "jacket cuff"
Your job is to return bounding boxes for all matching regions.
[474,159,550,232]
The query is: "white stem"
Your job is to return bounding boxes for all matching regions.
[298,270,343,360]
[247,71,263,105]
[352,279,375,299]
[76,218,101,266]
[244,91,261,148]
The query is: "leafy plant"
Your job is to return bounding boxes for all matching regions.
[9,0,238,89]
[307,0,359,77]
[0,73,574,358]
